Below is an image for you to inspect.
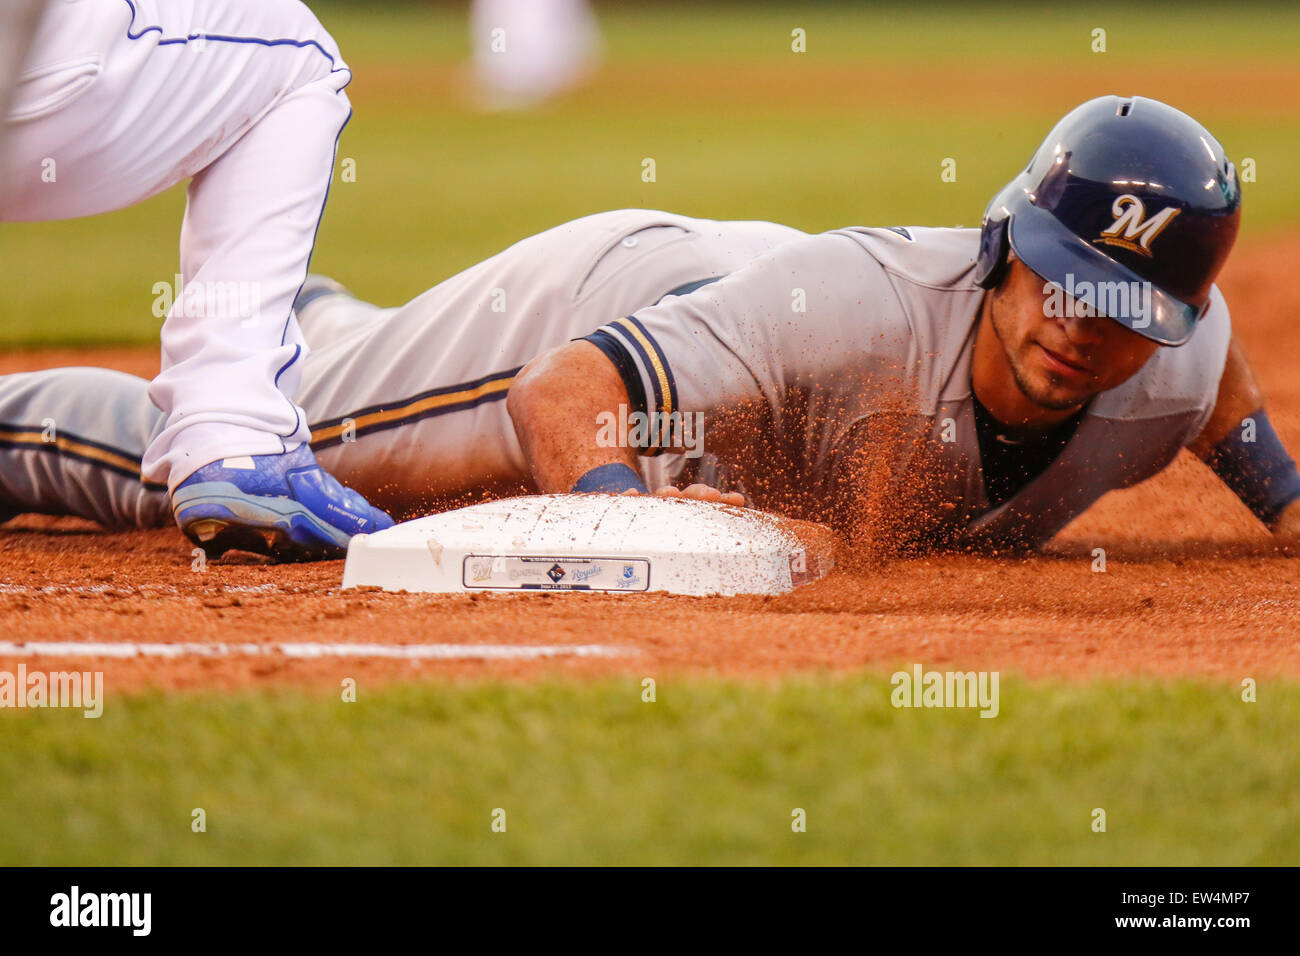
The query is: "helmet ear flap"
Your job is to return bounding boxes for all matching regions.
[974,216,1010,289]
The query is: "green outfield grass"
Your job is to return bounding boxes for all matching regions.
[1,2,1296,345]
[320,1,1300,67]
[1,676,1295,865]
[3,5,1297,868]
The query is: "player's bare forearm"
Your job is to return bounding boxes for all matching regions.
[509,342,744,505]
[508,341,640,492]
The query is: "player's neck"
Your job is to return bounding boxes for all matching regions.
[971,295,1082,430]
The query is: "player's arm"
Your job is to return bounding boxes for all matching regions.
[1187,334,1300,546]
[509,340,641,492]
[508,341,742,503]
[514,233,874,506]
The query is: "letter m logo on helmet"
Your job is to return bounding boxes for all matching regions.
[973,95,1242,346]
[1097,195,1180,257]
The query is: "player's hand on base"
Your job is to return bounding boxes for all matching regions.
[645,483,746,507]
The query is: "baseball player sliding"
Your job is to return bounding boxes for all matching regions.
[2,96,1298,559]
[0,0,392,560]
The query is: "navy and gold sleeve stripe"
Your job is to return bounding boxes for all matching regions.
[582,330,648,414]
[578,315,679,453]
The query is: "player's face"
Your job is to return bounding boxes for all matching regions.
[991,258,1161,411]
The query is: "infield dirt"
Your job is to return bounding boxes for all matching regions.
[3,235,1298,692]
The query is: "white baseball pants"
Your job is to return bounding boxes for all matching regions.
[1,0,352,491]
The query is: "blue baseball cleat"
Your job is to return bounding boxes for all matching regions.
[172,444,394,561]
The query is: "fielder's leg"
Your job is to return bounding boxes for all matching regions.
[1,0,392,559]
[0,0,47,180]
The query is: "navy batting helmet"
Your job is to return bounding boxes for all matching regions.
[974,95,1242,346]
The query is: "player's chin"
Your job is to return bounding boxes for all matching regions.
[1025,376,1096,411]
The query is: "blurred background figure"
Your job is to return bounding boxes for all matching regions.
[470,0,600,110]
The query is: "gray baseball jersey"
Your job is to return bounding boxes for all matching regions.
[0,210,806,524]
[0,215,1229,550]
[584,226,1231,550]
[298,209,807,512]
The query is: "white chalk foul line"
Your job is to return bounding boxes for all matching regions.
[0,583,290,597]
[0,642,631,661]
